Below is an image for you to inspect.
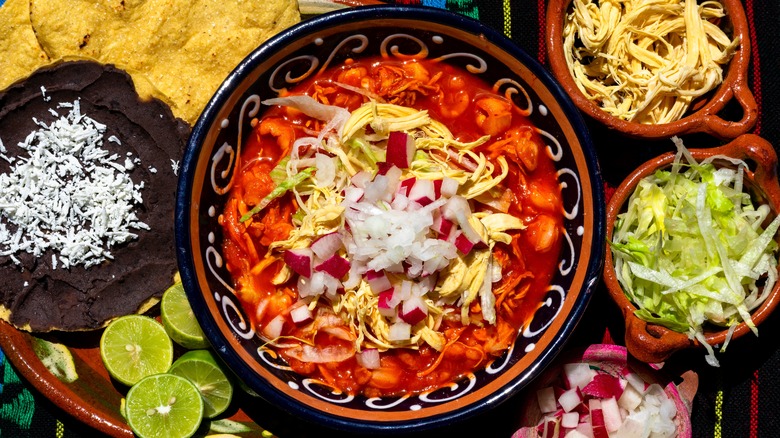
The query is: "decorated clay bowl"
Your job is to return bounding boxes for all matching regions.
[603,134,780,364]
[546,0,757,140]
[176,5,605,433]
[516,344,697,437]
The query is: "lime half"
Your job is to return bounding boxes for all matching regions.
[161,282,210,349]
[168,350,234,418]
[100,315,174,386]
[125,373,204,438]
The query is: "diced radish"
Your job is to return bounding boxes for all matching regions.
[356,349,381,369]
[365,270,392,294]
[433,179,443,198]
[558,387,582,413]
[623,372,648,394]
[398,177,416,196]
[311,232,343,259]
[315,254,350,279]
[538,418,561,438]
[386,131,415,168]
[263,314,285,339]
[290,303,313,325]
[377,289,397,318]
[376,161,394,175]
[433,215,454,238]
[617,384,643,412]
[440,177,459,197]
[387,321,411,341]
[284,248,313,278]
[563,363,597,390]
[600,397,622,433]
[408,178,436,206]
[454,233,476,254]
[589,405,609,438]
[537,387,558,414]
[561,412,579,429]
[583,374,624,400]
[400,296,428,325]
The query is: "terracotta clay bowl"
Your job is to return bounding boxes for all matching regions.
[603,134,780,364]
[546,0,757,140]
[516,344,697,437]
[176,5,606,434]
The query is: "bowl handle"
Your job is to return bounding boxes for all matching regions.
[624,313,692,364]
[719,134,779,187]
[700,74,758,139]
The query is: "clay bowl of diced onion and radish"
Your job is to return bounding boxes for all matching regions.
[546,0,757,140]
[603,134,780,365]
[514,344,698,438]
[175,5,606,435]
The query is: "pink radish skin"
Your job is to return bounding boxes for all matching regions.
[284,248,313,278]
[454,233,476,254]
[400,296,428,325]
[315,254,351,279]
[409,178,436,206]
[366,270,392,294]
[583,374,624,400]
[386,131,415,168]
[377,290,397,318]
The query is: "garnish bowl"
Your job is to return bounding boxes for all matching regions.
[546,0,756,140]
[603,134,780,364]
[517,344,697,437]
[175,5,605,434]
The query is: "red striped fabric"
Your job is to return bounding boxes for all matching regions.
[745,1,762,435]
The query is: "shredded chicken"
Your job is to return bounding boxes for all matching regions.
[563,0,739,124]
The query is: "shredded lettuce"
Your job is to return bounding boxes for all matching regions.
[610,137,780,366]
[239,166,315,222]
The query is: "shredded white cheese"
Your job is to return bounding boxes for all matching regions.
[0,99,148,269]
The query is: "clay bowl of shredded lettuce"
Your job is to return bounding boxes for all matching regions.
[603,134,780,366]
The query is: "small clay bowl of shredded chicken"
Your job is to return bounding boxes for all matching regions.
[546,0,757,139]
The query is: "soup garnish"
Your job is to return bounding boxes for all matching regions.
[220,57,564,396]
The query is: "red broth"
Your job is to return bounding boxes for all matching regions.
[220,57,564,397]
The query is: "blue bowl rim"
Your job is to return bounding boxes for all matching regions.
[176,4,606,434]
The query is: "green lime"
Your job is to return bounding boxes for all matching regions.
[100,315,174,386]
[168,350,234,418]
[125,373,204,438]
[161,282,210,349]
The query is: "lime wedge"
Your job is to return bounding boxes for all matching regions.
[168,349,234,418]
[100,315,174,386]
[161,282,210,349]
[125,373,204,438]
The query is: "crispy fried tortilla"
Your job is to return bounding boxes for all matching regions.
[0,0,300,125]
[0,0,51,89]
[0,61,189,332]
